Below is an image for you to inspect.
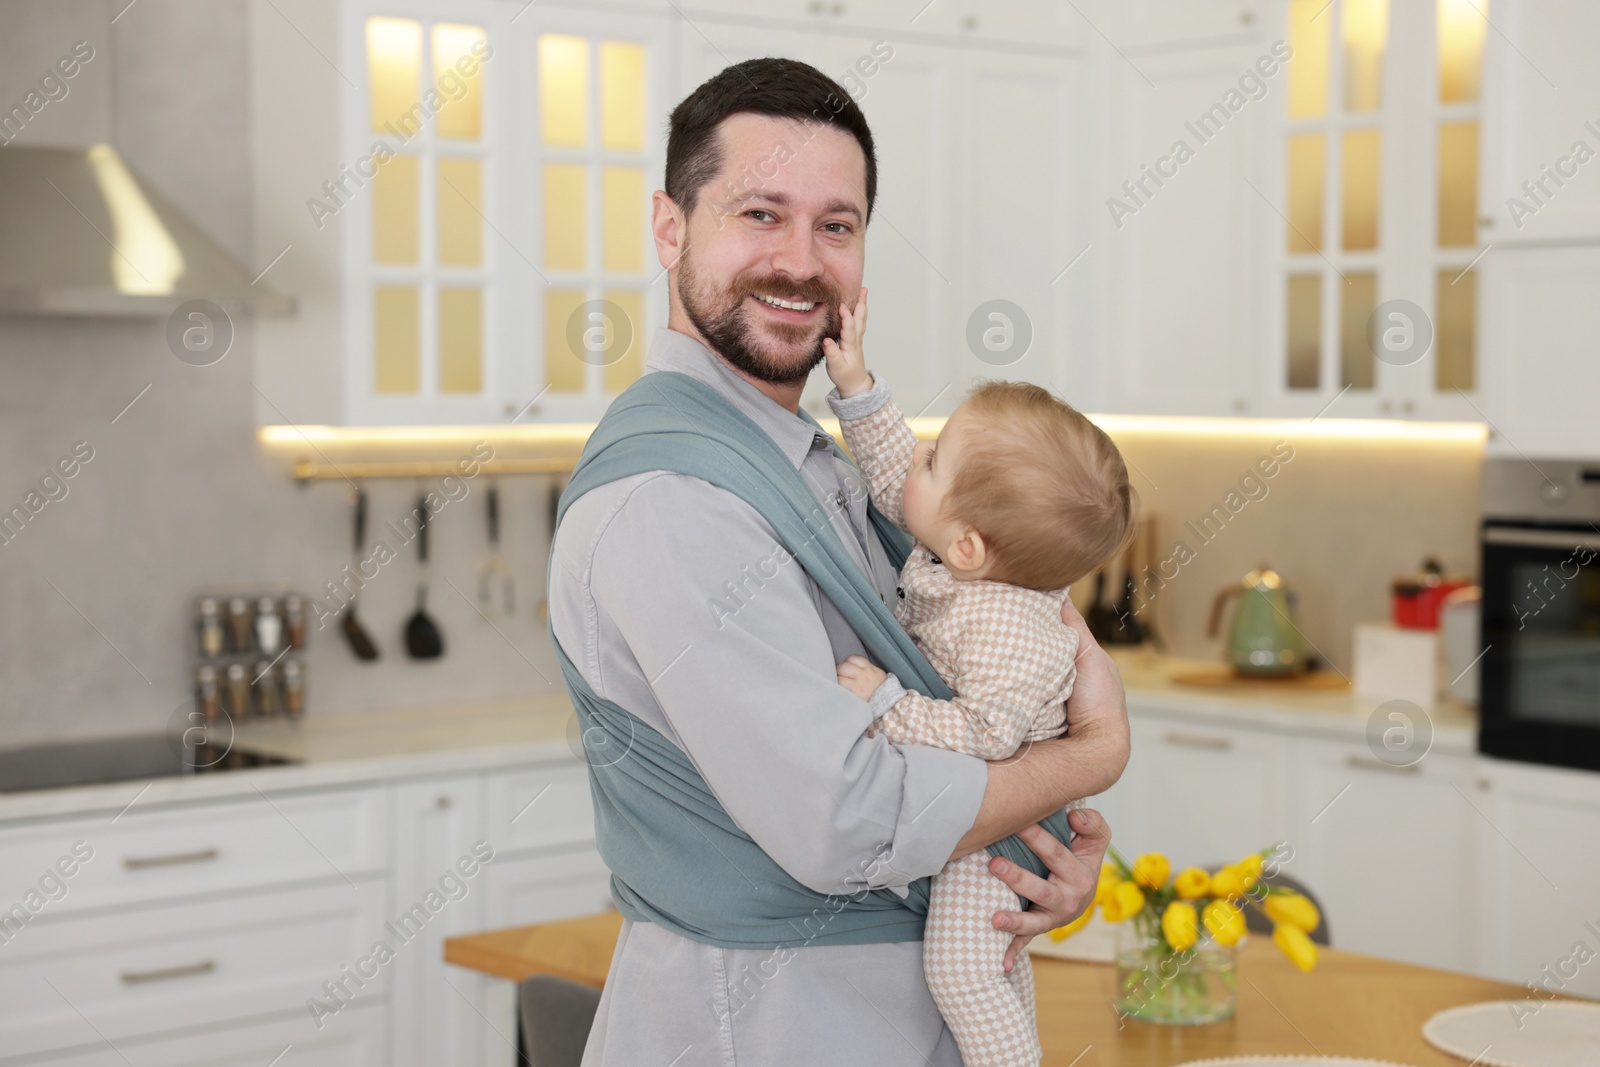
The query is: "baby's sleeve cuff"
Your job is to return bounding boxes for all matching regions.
[867,671,907,718]
[825,370,892,421]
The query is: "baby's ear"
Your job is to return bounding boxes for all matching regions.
[945,528,987,572]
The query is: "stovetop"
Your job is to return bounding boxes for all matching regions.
[0,733,295,793]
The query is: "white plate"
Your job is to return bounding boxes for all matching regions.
[1422,1000,1600,1067]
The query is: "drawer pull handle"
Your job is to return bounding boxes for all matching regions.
[1161,731,1232,750]
[123,847,219,870]
[1345,754,1421,774]
[120,959,216,985]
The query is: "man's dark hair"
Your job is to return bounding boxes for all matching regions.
[665,58,877,222]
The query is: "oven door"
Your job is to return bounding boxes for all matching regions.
[1479,523,1600,772]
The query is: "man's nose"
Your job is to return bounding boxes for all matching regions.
[767,220,824,281]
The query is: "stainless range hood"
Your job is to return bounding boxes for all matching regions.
[0,144,294,318]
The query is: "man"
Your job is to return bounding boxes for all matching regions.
[548,58,1129,1066]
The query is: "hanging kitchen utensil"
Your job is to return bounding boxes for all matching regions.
[535,475,564,623]
[405,494,444,660]
[341,488,380,661]
[476,482,514,619]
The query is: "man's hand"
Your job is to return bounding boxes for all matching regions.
[988,809,1111,972]
[1060,596,1125,740]
[836,654,887,702]
[821,287,871,398]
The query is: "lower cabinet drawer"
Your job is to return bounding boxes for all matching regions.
[0,786,388,918]
[481,847,613,927]
[12,1001,386,1067]
[485,762,595,854]
[0,880,388,1061]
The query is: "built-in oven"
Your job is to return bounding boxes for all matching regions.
[1479,459,1600,774]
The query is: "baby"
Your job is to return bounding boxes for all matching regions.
[823,289,1134,1067]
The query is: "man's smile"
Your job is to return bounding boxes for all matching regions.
[750,293,822,320]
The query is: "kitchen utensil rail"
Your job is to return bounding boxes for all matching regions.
[292,457,574,482]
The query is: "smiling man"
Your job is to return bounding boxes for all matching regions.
[546,58,1130,1066]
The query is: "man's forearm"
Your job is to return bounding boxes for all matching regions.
[948,711,1130,860]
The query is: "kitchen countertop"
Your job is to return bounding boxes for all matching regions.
[0,694,579,824]
[0,651,1477,824]
[1110,647,1479,751]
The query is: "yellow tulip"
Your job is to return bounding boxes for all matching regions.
[1202,899,1246,946]
[1102,881,1146,923]
[1274,921,1320,972]
[1094,865,1120,906]
[1049,905,1096,942]
[1263,892,1322,933]
[1161,901,1199,952]
[1237,854,1264,892]
[1209,865,1244,901]
[1131,852,1171,890]
[1174,867,1210,900]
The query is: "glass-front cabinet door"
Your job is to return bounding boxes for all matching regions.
[1274,0,1486,420]
[340,0,668,425]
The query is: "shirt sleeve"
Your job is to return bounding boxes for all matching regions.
[825,373,915,531]
[584,472,987,895]
[865,613,1077,760]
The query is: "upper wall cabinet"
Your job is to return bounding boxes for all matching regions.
[1098,41,1275,417]
[1479,0,1600,245]
[251,0,669,426]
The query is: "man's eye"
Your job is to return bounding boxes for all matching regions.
[746,209,773,222]
[823,222,851,234]
[923,447,935,469]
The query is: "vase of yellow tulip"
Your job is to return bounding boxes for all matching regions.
[1051,844,1322,1025]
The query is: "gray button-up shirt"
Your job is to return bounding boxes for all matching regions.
[550,328,986,1067]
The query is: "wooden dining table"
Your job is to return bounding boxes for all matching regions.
[445,910,1565,1065]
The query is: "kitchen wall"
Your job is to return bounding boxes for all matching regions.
[1091,425,1483,671]
[0,0,1483,749]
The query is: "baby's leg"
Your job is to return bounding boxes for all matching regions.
[923,852,1042,1067]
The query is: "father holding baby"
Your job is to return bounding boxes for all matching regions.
[547,58,1130,1066]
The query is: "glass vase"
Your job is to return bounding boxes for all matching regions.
[1112,915,1237,1025]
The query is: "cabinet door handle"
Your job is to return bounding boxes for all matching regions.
[1344,754,1421,774]
[123,847,219,870]
[1161,731,1232,751]
[120,959,216,985]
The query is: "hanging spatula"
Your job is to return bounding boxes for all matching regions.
[341,488,380,661]
[404,495,444,660]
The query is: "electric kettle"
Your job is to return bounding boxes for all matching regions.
[1208,565,1305,676]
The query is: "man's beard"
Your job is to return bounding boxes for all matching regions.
[678,254,842,387]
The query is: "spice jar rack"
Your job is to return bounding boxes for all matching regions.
[194,593,307,724]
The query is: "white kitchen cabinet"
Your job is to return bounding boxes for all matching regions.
[0,877,388,1062]
[1479,0,1600,245]
[253,0,671,427]
[0,786,387,918]
[10,1003,387,1067]
[1101,710,1292,868]
[1290,736,1481,972]
[1473,757,1600,998]
[945,47,1092,412]
[1477,244,1600,459]
[799,34,957,418]
[1099,42,1273,416]
[474,846,614,1067]
[1104,0,1266,49]
[484,761,596,853]
[390,774,487,1067]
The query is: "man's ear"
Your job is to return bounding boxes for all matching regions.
[652,190,687,273]
[943,528,987,573]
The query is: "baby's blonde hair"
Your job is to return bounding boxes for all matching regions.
[941,380,1136,592]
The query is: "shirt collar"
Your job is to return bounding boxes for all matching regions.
[643,327,831,471]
